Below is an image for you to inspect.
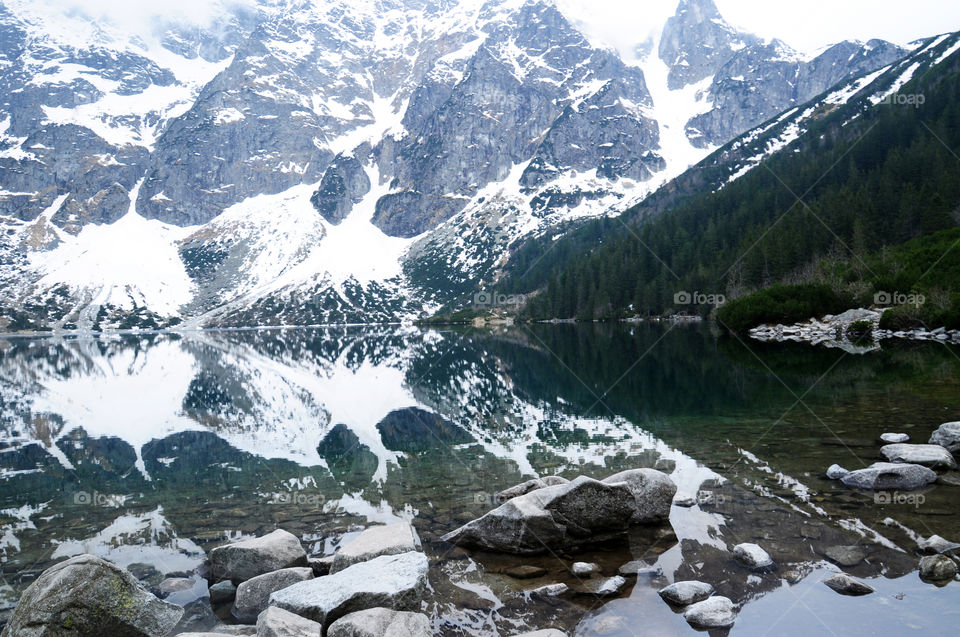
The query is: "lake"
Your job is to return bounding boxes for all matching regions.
[1,323,959,635]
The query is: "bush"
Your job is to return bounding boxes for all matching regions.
[717,284,851,333]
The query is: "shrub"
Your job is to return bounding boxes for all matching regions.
[717,284,851,333]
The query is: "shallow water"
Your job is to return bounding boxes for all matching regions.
[0,323,958,635]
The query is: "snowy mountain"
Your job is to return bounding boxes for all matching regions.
[0,0,909,330]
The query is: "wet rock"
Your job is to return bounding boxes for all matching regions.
[575,575,627,597]
[823,545,867,567]
[232,567,314,622]
[308,555,335,576]
[529,583,569,597]
[504,565,548,579]
[783,570,804,584]
[880,444,957,470]
[918,535,960,555]
[929,422,960,454]
[0,554,183,637]
[330,522,421,573]
[441,476,638,554]
[658,580,714,606]
[881,433,910,444]
[571,562,600,577]
[617,560,661,578]
[209,580,237,604]
[211,529,308,583]
[159,577,195,597]
[683,596,737,629]
[826,464,849,480]
[733,543,774,570]
[268,552,428,629]
[840,462,937,490]
[823,573,874,596]
[919,555,959,582]
[601,468,677,524]
[256,606,322,637]
[496,476,570,501]
[510,631,567,637]
[327,607,431,637]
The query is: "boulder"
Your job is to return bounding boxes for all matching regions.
[308,555,334,577]
[919,555,959,582]
[233,567,314,622]
[823,545,867,567]
[0,554,183,637]
[918,535,960,555]
[211,530,308,583]
[511,631,567,637]
[825,464,849,480]
[673,496,697,508]
[732,543,774,570]
[929,422,960,454]
[256,606,322,637]
[159,577,194,597]
[574,576,627,597]
[529,583,569,597]
[683,596,737,629]
[840,462,937,490]
[331,523,421,573]
[327,608,431,637]
[210,580,237,604]
[880,433,910,444]
[601,469,677,523]
[441,476,638,554]
[657,581,714,606]
[570,562,600,577]
[823,573,874,596]
[496,476,570,501]
[618,561,662,578]
[880,444,957,470]
[268,552,428,630]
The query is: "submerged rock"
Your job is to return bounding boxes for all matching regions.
[210,529,308,583]
[496,476,570,502]
[918,535,960,555]
[504,565,548,579]
[529,583,569,597]
[658,581,714,606]
[0,554,183,637]
[929,422,960,454]
[256,606,322,637]
[826,464,849,480]
[232,567,314,622]
[732,543,774,570]
[575,576,627,597]
[919,555,959,582]
[880,433,910,444]
[601,468,677,524]
[268,552,428,630]
[823,573,874,596]
[511,631,567,637]
[840,462,937,490]
[618,561,662,578]
[327,607,432,637]
[823,545,867,567]
[683,596,737,629]
[331,522,421,573]
[880,444,957,470]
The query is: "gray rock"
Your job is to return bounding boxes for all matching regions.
[441,476,639,554]
[529,583,569,597]
[0,554,183,637]
[823,545,867,567]
[880,433,910,444]
[232,567,314,622]
[504,565,547,579]
[570,562,600,577]
[840,462,938,490]
[308,555,335,577]
[496,476,570,502]
[683,596,737,629]
[823,573,874,596]
[575,576,627,597]
[732,543,774,569]
[601,468,677,524]
[159,577,195,596]
[673,496,697,507]
[930,422,960,454]
[510,631,567,637]
[618,561,662,578]
[826,464,849,480]
[658,581,715,606]
[330,522,421,573]
[918,535,960,555]
[210,580,238,604]
[267,552,428,630]
[327,608,431,637]
[880,444,957,470]
[211,529,308,583]
[256,606,322,637]
[919,555,959,582]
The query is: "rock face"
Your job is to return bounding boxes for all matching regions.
[232,567,314,622]
[840,462,938,490]
[211,529,308,583]
[601,469,677,524]
[441,476,645,554]
[732,543,774,570]
[658,581,714,606]
[880,444,957,470]
[683,596,737,629]
[823,573,875,596]
[930,422,960,454]
[496,476,570,502]
[330,522,421,574]
[919,555,959,582]
[256,606,322,637]
[267,552,429,630]
[326,608,432,637]
[0,554,184,637]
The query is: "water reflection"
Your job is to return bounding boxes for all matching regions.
[0,324,958,634]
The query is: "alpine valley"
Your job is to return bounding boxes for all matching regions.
[0,0,921,331]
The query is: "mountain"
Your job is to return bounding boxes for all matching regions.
[500,32,960,321]
[0,0,908,331]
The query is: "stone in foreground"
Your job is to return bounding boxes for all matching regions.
[823,573,874,596]
[256,606,321,637]
[268,552,428,630]
[327,608,431,637]
[496,476,570,501]
[0,554,183,637]
[683,596,737,629]
[880,444,957,470]
[233,567,314,622]
[732,543,774,570]
[929,421,960,454]
[919,555,959,582]
[840,462,937,490]
[211,529,308,583]
[657,581,714,606]
[601,469,677,524]
[331,522,421,574]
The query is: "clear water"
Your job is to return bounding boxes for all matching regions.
[0,324,958,635]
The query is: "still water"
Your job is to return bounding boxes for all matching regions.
[0,323,958,635]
